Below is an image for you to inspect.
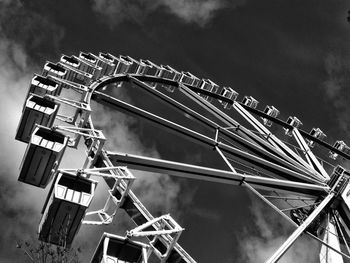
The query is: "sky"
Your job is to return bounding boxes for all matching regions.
[0,0,350,262]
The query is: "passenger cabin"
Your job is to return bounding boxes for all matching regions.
[284,116,302,136]
[180,72,200,87]
[190,72,200,88]
[78,52,104,79]
[156,65,181,92]
[308,128,326,148]
[242,96,258,109]
[60,55,80,68]
[61,62,93,85]
[43,61,94,86]
[18,126,67,187]
[262,106,280,127]
[140,59,160,76]
[39,171,96,247]
[90,233,148,263]
[329,140,349,160]
[219,87,238,109]
[42,62,66,79]
[120,56,143,74]
[158,65,181,81]
[97,53,117,76]
[27,75,60,99]
[198,79,219,102]
[16,95,59,143]
[179,72,193,85]
[80,52,97,65]
[112,55,131,75]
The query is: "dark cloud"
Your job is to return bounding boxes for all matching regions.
[91,0,246,28]
[0,0,65,63]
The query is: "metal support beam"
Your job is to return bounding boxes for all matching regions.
[178,84,322,179]
[266,192,335,263]
[233,102,322,177]
[292,128,330,181]
[106,151,329,196]
[129,77,321,179]
[92,91,324,184]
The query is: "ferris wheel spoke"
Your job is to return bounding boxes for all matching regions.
[241,102,350,161]
[318,212,345,263]
[178,84,327,180]
[130,77,324,180]
[333,212,350,256]
[104,151,328,196]
[130,76,327,182]
[266,192,335,263]
[232,101,328,179]
[290,128,330,181]
[92,90,325,182]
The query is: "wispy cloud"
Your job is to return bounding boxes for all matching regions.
[91,0,245,28]
[237,194,319,263]
[321,52,350,135]
[0,34,50,262]
[0,2,68,261]
[0,0,65,62]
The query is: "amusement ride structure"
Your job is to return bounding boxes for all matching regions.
[14,52,350,262]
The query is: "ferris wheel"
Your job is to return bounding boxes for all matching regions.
[14,51,350,262]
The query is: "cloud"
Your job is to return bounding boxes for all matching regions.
[0,35,51,262]
[321,52,350,134]
[0,0,65,62]
[91,0,245,28]
[238,194,319,263]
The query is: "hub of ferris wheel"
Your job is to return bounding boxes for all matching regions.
[14,51,350,262]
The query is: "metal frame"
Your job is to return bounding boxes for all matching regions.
[15,52,350,263]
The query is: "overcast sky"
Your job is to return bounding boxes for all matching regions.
[0,0,350,262]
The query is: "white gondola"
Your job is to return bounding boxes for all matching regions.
[90,233,149,263]
[18,126,67,187]
[140,59,160,76]
[96,53,118,76]
[180,71,201,87]
[156,65,181,93]
[158,65,181,81]
[43,61,93,85]
[27,74,60,99]
[120,55,144,74]
[78,52,104,79]
[60,55,80,68]
[262,105,280,127]
[329,140,349,160]
[80,52,97,65]
[112,55,131,75]
[284,116,302,136]
[308,128,327,148]
[42,62,66,79]
[198,79,219,102]
[242,96,258,108]
[201,79,218,102]
[38,171,96,248]
[179,72,193,85]
[16,95,59,143]
[219,86,238,109]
